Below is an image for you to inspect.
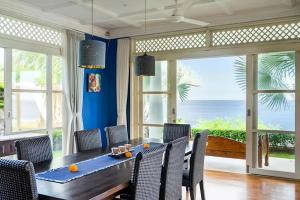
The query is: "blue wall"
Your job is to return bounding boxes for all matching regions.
[82,35,118,147]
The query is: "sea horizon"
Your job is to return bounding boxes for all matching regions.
[177,99,295,131]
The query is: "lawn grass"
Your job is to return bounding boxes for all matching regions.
[270,151,295,159]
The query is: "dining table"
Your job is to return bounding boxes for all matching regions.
[35,137,193,200]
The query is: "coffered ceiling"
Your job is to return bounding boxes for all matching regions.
[1,0,299,38]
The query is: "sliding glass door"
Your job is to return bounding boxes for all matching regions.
[248,51,299,178]
[134,51,300,179]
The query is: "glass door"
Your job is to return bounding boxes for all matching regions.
[139,60,175,139]
[248,51,298,178]
[176,56,247,173]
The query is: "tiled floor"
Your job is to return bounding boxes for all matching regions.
[182,170,300,200]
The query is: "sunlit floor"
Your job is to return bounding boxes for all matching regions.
[262,157,295,172]
[205,156,246,174]
[182,170,300,200]
[205,156,295,173]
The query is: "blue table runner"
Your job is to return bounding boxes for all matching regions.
[35,143,162,183]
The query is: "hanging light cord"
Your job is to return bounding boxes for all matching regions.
[91,0,94,39]
[144,0,147,52]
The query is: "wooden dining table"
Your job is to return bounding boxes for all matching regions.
[36,138,193,200]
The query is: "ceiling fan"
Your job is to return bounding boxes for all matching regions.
[145,0,210,26]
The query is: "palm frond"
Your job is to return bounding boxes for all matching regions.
[234,57,246,90]
[177,83,194,102]
[259,93,289,111]
[234,52,295,111]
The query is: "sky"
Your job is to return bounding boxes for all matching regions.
[178,56,246,100]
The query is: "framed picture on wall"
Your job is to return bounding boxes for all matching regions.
[88,73,101,92]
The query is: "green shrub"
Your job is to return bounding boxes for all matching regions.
[192,128,246,143]
[268,133,295,148]
[192,128,295,149]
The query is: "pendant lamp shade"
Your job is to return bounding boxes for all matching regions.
[135,53,155,76]
[78,39,106,69]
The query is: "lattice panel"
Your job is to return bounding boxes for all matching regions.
[0,15,62,46]
[135,32,206,53]
[212,22,300,46]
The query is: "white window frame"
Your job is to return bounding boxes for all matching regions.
[246,52,298,179]
[0,43,63,140]
[138,59,176,139]
[130,21,300,179]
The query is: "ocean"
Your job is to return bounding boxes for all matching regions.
[177,100,295,131]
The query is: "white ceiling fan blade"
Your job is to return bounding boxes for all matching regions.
[137,18,169,22]
[178,17,210,26]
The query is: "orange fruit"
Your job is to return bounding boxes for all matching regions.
[69,164,79,172]
[125,152,133,158]
[143,143,150,149]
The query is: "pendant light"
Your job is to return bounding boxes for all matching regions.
[78,0,106,69]
[135,0,155,76]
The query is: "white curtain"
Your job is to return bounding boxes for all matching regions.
[116,38,130,125]
[62,30,84,155]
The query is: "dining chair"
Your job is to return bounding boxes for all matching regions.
[116,145,166,200]
[74,128,102,152]
[105,125,129,146]
[15,135,53,164]
[182,130,208,200]
[160,136,188,200]
[163,123,191,143]
[0,159,38,200]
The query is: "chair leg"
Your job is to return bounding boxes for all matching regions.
[199,180,205,200]
[189,186,195,200]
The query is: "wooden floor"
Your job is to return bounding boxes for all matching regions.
[183,170,300,200]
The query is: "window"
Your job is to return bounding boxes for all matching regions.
[52,56,63,128]
[141,61,169,138]
[52,56,63,157]
[0,48,63,157]
[12,49,47,132]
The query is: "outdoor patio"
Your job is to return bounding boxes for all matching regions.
[205,156,295,174]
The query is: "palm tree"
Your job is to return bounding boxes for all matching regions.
[234,52,295,110]
[177,65,200,102]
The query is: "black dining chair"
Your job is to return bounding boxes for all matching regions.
[15,135,53,164]
[105,125,129,146]
[160,137,188,200]
[163,123,191,143]
[0,159,38,200]
[182,130,208,200]
[74,128,102,152]
[116,145,166,200]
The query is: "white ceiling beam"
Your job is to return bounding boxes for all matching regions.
[214,0,234,15]
[281,0,297,7]
[67,0,141,27]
